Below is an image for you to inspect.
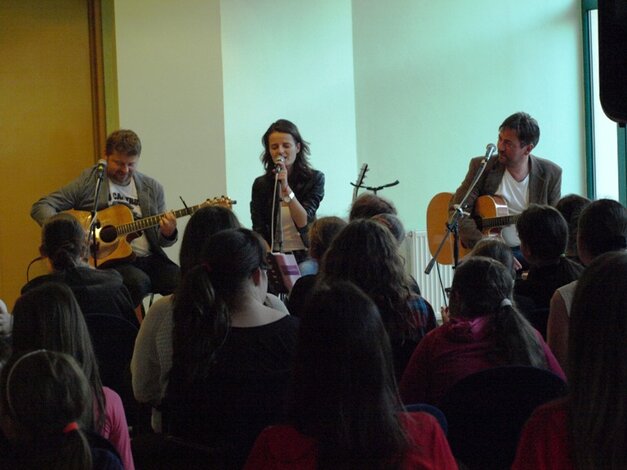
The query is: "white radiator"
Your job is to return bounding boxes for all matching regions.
[402,231,454,319]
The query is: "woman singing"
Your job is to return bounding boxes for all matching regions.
[251,119,324,260]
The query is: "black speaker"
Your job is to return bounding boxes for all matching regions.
[598,0,627,123]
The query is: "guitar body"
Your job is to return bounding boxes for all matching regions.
[67,205,137,268]
[426,193,512,265]
[474,195,509,235]
[65,196,234,268]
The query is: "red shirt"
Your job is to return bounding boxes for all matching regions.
[243,412,457,469]
[512,398,574,470]
[399,316,566,406]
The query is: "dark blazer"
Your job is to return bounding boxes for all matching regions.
[451,155,562,246]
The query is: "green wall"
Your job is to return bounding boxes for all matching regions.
[114,0,585,242]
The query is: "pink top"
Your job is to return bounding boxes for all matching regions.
[244,412,457,470]
[512,398,574,470]
[400,315,566,406]
[100,387,134,470]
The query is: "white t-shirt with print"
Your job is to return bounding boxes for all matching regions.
[109,179,151,257]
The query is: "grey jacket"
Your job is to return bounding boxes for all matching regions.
[31,164,177,257]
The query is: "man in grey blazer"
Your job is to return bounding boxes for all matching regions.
[31,129,180,306]
[451,112,562,256]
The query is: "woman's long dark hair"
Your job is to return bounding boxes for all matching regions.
[450,257,547,368]
[178,206,240,276]
[321,219,418,341]
[568,251,627,469]
[260,119,313,182]
[11,283,106,432]
[0,350,93,470]
[171,228,268,387]
[292,281,409,469]
[40,213,87,271]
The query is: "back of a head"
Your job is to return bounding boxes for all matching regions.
[577,199,627,259]
[197,228,267,299]
[293,282,406,465]
[451,257,547,368]
[172,228,269,381]
[1,350,90,437]
[556,194,591,257]
[322,219,409,307]
[179,206,241,276]
[371,213,406,245]
[451,256,514,318]
[10,283,103,427]
[307,216,347,260]
[468,237,515,276]
[0,350,95,470]
[295,281,395,414]
[516,204,568,261]
[568,251,627,468]
[41,213,87,271]
[349,193,397,221]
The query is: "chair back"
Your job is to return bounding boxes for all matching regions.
[83,313,139,424]
[439,365,567,470]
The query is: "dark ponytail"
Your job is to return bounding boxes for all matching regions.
[171,228,268,385]
[451,257,547,368]
[41,213,87,271]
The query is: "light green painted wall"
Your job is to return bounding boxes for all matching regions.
[352,0,584,230]
[113,0,585,245]
[114,0,226,262]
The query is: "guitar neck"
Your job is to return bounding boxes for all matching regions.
[116,203,203,236]
[479,214,520,230]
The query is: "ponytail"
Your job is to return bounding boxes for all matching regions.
[493,302,547,368]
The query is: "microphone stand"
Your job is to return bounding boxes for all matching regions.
[271,171,283,253]
[425,155,492,275]
[351,179,399,195]
[89,169,106,268]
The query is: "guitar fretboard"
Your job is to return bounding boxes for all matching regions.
[478,214,520,230]
[116,204,203,236]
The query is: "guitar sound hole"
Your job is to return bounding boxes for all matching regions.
[99,225,118,243]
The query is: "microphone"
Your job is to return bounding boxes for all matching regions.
[96,159,107,179]
[274,156,285,172]
[484,143,497,161]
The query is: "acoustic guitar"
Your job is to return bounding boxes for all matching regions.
[67,196,234,267]
[426,192,520,265]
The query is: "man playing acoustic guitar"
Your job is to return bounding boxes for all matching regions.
[451,112,562,266]
[31,129,180,307]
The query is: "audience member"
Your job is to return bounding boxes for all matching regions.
[555,194,591,263]
[547,198,627,368]
[400,257,564,406]
[0,350,123,469]
[163,228,299,467]
[286,216,347,317]
[322,219,436,379]
[514,204,583,336]
[371,212,407,245]
[245,281,457,469]
[513,251,627,469]
[349,192,397,221]
[11,283,134,469]
[131,206,287,432]
[21,213,137,325]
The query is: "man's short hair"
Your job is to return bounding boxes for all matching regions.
[499,112,540,148]
[105,129,142,157]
